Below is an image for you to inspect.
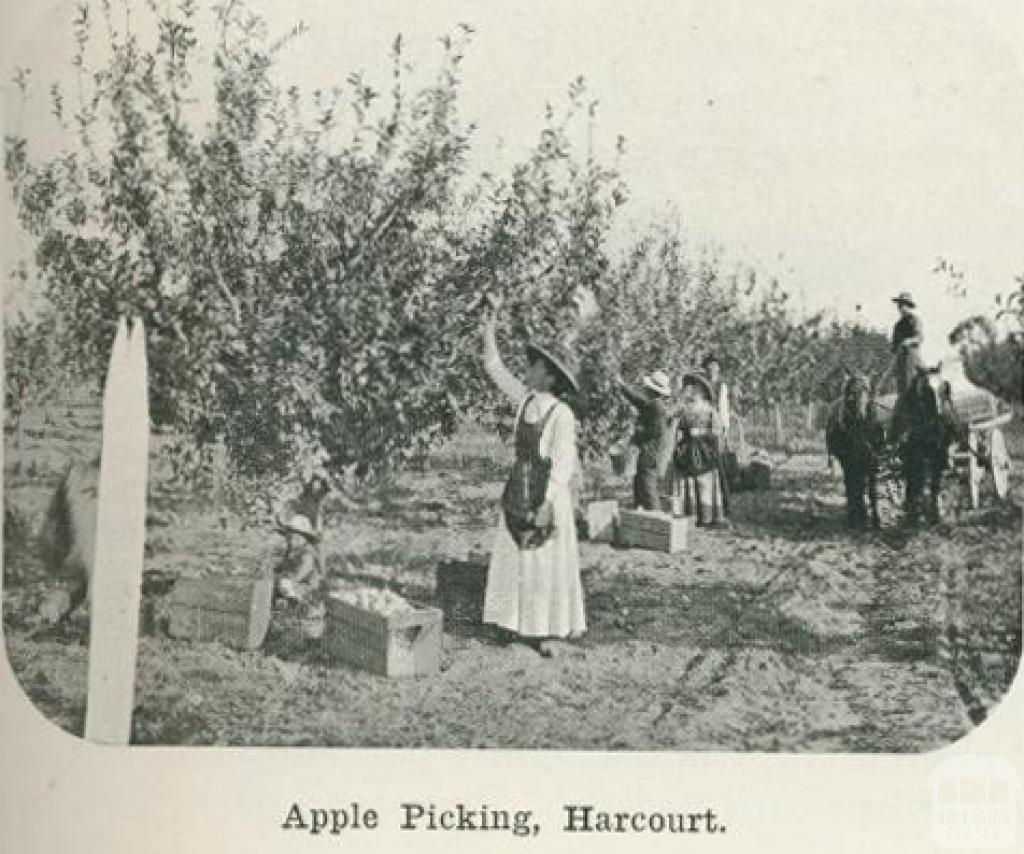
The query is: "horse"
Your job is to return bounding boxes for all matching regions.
[888,368,965,525]
[825,374,886,528]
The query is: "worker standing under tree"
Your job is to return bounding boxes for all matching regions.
[672,373,730,528]
[618,370,674,512]
[480,295,586,657]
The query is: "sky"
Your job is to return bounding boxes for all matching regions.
[3,0,1024,363]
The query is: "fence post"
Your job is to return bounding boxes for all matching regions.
[85,318,149,745]
[773,402,785,445]
[805,401,815,432]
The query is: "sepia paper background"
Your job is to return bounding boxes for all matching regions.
[3,1,1023,851]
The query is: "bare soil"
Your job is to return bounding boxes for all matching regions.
[3,398,1021,750]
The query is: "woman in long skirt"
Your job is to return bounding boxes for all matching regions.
[672,373,729,527]
[480,298,586,655]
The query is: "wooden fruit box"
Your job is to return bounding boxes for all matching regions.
[166,569,274,651]
[616,509,689,553]
[658,494,686,517]
[584,499,619,543]
[435,557,489,635]
[721,451,745,493]
[322,597,442,678]
[745,460,772,491]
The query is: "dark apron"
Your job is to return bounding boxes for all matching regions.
[501,396,560,550]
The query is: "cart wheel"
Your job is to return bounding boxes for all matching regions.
[989,427,1011,500]
[964,431,985,509]
[936,484,957,522]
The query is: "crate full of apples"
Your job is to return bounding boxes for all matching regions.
[322,585,442,678]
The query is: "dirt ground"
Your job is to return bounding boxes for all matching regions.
[3,397,1021,750]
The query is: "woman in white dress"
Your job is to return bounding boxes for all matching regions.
[480,298,587,656]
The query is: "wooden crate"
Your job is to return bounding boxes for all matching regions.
[721,451,745,493]
[166,569,274,650]
[616,509,689,553]
[322,598,442,678]
[745,460,772,491]
[658,494,687,517]
[585,499,620,542]
[435,558,489,635]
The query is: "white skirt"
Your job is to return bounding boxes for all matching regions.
[483,481,587,638]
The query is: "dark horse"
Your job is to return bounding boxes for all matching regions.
[826,368,965,529]
[826,375,885,528]
[888,368,964,525]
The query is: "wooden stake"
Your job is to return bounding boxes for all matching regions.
[85,319,149,745]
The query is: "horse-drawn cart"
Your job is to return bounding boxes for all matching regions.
[874,376,1013,511]
[953,410,1013,508]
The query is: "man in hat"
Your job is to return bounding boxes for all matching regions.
[618,370,674,512]
[891,291,924,398]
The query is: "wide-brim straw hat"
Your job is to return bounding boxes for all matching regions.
[892,291,916,308]
[679,372,714,402]
[642,370,673,398]
[526,340,580,393]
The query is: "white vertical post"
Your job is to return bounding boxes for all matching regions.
[85,318,149,744]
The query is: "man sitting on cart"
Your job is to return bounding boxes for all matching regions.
[891,291,924,399]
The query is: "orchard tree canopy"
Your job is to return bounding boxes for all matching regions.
[5,0,627,483]
[5,0,922,491]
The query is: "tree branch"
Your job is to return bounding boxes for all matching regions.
[210,255,241,324]
[343,189,408,275]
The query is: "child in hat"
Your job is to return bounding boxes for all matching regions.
[272,474,330,601]
[480,296,586,656]
[617,370,675,512]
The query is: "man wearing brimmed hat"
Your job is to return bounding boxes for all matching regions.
[618,369,674,512]
[891,291,924,397]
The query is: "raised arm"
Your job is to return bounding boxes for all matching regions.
[481,299,528,407]
[618,379,647,410]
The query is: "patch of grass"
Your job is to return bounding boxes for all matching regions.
[428,421,512,476]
